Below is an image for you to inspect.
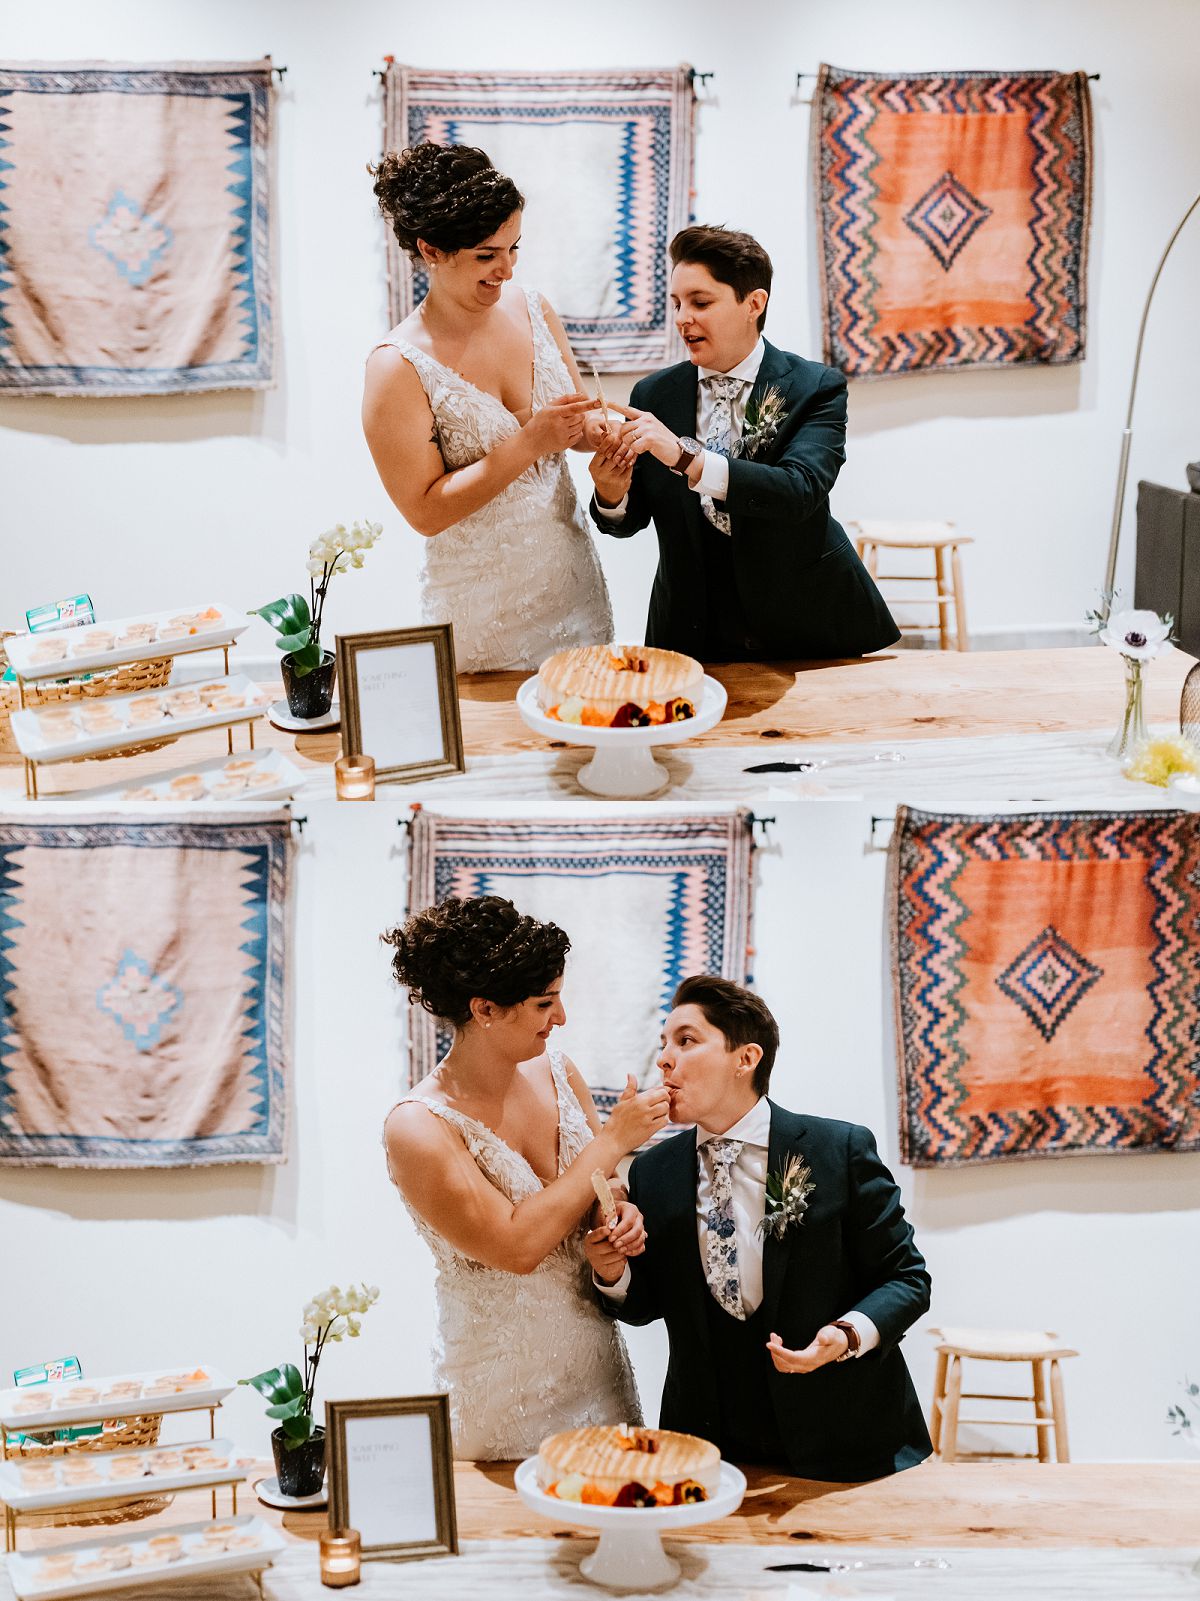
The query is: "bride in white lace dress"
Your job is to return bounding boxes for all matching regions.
[382,895,668,1460]
[364,143,614,671]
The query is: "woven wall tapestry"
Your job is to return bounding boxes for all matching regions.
[889,808,1200,1168]
[405,809,754,1109]
[815,65,1092,379]
[0,59,274,395]
[0,815,293,1167]
[382,65,696,370]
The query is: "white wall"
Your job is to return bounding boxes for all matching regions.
[1,795,1197,1463]
[4,0,1200,645]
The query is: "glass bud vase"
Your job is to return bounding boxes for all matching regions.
[1107,655,1148,761]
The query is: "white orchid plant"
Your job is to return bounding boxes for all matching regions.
[1168,1377,1200,1453]
[251,521,383,678]
[240,1281,380,1449]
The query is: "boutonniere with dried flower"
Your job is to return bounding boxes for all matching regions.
[756,1152,815,1241]
[734,385,788,461]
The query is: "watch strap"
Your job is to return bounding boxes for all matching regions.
[831,1319,861,1361]
[669,437,702,476]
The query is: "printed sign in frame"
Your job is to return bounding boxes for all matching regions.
[325,1394,457,1561]
[336,625,464,784]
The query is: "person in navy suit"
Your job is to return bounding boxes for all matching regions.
[586,975,931,1481]
[590,225,898,662]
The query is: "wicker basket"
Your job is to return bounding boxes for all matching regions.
[1,632,178,761]
[5,1414,172,1528]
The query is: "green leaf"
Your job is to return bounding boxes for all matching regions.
[239,1366,292,1405]
[251,593,311,634]
[265,1397,304,1420]
[278,1363,304,1396]
[274,628,312,654]
[281,1412,315,1444]
[284,641,325,677]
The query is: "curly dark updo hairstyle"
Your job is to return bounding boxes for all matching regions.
[371,142,526,261]
[382,895,570,1027]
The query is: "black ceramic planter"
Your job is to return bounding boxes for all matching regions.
[281,650,335,720]
[271,1424,326,1498]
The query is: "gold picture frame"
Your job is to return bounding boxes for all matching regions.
[324,1394,457,1562]
[335,625,465,785]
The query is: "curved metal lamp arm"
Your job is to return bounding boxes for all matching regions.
[1102,188,1200,621]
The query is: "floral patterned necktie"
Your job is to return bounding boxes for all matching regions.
[700,375,745,534]
[704,1136,746,1320]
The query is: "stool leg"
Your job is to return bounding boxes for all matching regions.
[866,541,879,579]
[1031,1360,1051,1462]
[940,1354,962,1463]
[1049,1359,1070,1462]
[950,543,969,651]
[934,546,950,651]
[929,1349,949,1453]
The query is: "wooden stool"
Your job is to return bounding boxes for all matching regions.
[852,521,973,651]
[928,1327,1078,1463]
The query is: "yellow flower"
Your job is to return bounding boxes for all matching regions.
[1124,736,1200,788]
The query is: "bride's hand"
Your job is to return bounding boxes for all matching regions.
[607,1199,648,1257]
[604,1076,670,1153]
[523,393,592,457]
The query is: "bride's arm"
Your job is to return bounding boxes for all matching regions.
[362,348,588,537]
[385,1091,662,1276]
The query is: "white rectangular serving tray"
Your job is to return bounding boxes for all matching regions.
[7,1515,284,1600]
[5,605,248,683]
[0,1437,248,1512]
[0,1368,234,1432]
[9,677,265,765]
[57,748,304,806]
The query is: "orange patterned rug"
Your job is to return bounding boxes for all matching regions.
[815,66,1093,378]
[889,809,1200,1166]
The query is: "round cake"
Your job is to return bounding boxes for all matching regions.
[537,645,703,729]
[537,1424,719,1506]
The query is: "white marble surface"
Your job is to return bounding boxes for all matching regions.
[8,1539,1196,1601]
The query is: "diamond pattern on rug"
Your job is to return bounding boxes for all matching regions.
[96,949,183,1052]
[903,171,993,271]
[995,925,1103,1043]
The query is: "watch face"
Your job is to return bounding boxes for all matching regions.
[679,438,703,455]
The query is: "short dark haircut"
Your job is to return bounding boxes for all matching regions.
[382,895,569,1028]
[671,974,779,1096]
[669,224,773,332]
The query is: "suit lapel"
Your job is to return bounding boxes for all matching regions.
[650,361,700,442]
[656,1129,714,1336]
[741,341,797,462]
[761,1100,808,1332]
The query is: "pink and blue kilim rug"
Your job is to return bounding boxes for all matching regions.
[0,59,275,394]
[0,816,293,1166]
[383,66,696,370]
[404,809,754,1111]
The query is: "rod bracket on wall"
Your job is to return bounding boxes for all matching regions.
[688,69,714,87]
[868,814,894,852]
[271,64,288,81]
[290,813,308,834]
[746,812,775,841]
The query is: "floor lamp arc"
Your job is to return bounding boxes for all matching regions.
[1103,188,1200,621]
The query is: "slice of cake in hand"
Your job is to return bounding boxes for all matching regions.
[537,1423,719,1506]
[537,645,703,728]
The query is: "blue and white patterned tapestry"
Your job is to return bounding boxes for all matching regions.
[382,65,697,370]
[0,60,275,395]
[0,816,293,1166]
[404,809,754,1110]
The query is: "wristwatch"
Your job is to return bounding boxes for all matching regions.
[669,437,704,476]
[831,1320,861,1361]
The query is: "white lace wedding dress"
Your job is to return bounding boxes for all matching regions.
[388,1050,642,1460]
[375,288,614,672]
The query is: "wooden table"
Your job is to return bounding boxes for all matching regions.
[13,1460,1194,1553]
[1,647,1191,797]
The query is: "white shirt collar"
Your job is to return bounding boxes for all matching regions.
[698,337,765,387]
[696,1096,770,1149]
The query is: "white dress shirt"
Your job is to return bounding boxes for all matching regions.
[594,339,766,532]
[596,1095,880,1356]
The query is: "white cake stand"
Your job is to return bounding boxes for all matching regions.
[515,676,728,798]
[514,1457,746,1591]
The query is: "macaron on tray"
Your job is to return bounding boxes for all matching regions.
[0,1367,233,1431]
[9,677,268,764]
[68,748,303,805]
[7,1516,283,1599]
[4,606,247,683]
[0,1437,250,1511]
